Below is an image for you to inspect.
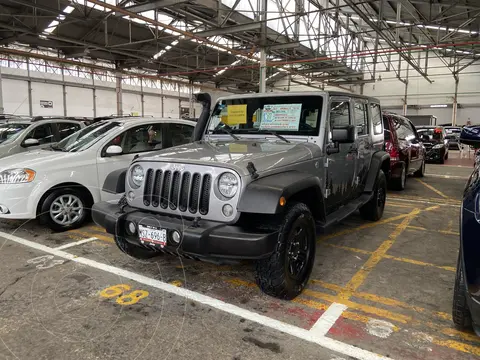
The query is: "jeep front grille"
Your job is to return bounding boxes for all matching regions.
[143,169,212,215]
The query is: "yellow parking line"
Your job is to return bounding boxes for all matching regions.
[68,230,114,243]
[387,202,416,208]
[415,179,450,199]
[386,223,460,236]
[382,254,456,272]
[388,194,461,205]
[431,338,480,356]
[442,328,480,343]
[338,208,421,300]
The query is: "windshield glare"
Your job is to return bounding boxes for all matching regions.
[55,121,120,152]
[208,96,322,138]
[0,123,30,144]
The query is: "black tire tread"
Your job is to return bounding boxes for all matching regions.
[360,170,387,222]
[452,255,471,329]
[414,160,425,177]
[255,202,315,300]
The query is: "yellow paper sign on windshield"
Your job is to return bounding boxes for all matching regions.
[226,104,247,125]
[229,144,248,153]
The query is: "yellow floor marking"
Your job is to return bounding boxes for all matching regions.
[386,223,460,236]
[322,243,372,255]
[382,254,456,272]
[431,338,480,356]
[442,328,480,343]
[69,230,114,243]
[338,208,421,300]
[304,289,411,323]
[388,194,461,205]
[170,280,183,287]
[415,178,450,199]
[386,202,416,208]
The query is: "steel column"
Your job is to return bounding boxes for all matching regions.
[116,71,123,116]
[0,66,4,114]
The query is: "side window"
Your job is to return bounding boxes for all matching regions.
[168,123,194,147]
[104,124,164,155]
[25,124,54,144]
[58,122,81,140]
[403,121,416,141]
[371,103,383,135]
[329,101,351,128]
[354,100,368,136]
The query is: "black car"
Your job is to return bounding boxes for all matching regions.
[416,126,449,164]
[453,126,480,336]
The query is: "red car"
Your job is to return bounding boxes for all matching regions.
[382,112,426,190]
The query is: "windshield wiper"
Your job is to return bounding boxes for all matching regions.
[50,144,65,152]
[212,127,239,140]
[250,130,290,143]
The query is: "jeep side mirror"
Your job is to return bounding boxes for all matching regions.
[459,125,480,146]
[22,138,40,147]
[331,125,355,143]
[192,92,212,142]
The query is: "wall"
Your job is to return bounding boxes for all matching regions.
[0,66,232,118]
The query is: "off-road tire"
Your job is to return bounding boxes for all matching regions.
[360,170,387,221]
[255,202,316,300]
[414,159,425,177]
[391,163,407,190]
[452,254,471,329]
[38,187,90,232]
[114,235,159,260]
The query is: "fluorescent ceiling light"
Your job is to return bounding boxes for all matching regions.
[430,104,448,108]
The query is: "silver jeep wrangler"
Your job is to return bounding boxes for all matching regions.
[93,91,390,300]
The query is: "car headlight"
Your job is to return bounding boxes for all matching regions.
[0,168,36,184]
[432,144,443,149]
[218,172,238,198]
[130,165,144,188]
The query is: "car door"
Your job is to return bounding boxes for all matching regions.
[20,123,55,152]
[353,98,371,195]
[404,119,421,173]
[325,97,357,213]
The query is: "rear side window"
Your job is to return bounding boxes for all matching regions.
[354,100,368,136]
[58,122,81,140]
[382,116,391,141]
[168,123,194,147]
[371,103,382,135]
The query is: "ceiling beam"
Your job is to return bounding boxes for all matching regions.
[122,0,187,13]
[194,23,262,37]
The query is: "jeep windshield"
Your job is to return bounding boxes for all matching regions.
[52,121,120,152]
[207,95,322,138]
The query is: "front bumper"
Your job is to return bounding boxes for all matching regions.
[92,201,279,261]
[425,148,444,162]
[0,183,37,219]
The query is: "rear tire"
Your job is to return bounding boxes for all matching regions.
[255,202,316,300]
[391,164,407,190]
[452,254,471,329]
[414,160,425,177]
[360,170,387,221]
[114,235,160,260]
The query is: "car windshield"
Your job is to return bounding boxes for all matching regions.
[53,121,120,152]
[445,127,461,134]
[207,95,322,138]
[418,128,443,141]
[0,123,31,144]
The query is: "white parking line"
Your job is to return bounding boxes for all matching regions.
[0,230,391,360]
[310,303,348,337]
[54,237,98,250]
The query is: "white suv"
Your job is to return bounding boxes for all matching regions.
[0,117,196,231]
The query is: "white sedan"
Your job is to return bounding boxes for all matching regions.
[0,117,196,231]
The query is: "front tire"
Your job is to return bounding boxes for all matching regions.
[114,235,160,260]
[39,188,90,232]
[360,170,387,221]
[255,202,316,300]
[452,254,471,329]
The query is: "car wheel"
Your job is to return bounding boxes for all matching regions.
[114,235,160,260]
[392,164,407,190]
[452,254,471,329]
[39,188,90,232]
[414,160,425,177]
[360,170,387,221]
[255,202,316,300]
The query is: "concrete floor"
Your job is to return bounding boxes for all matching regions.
[0,152,479,360]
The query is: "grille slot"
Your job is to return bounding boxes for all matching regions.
[143,168,212,215]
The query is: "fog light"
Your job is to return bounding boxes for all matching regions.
[171,230,181,244]
[0,205,9,214]
[126,221,136,235]
[127,191,135,202]
[222,204,233,217]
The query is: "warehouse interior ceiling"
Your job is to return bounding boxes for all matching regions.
[0,0,479,92]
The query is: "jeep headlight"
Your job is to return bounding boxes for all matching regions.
[218,172,238,198]
[432,144,443,149]
[130,165,144,188]
[0,168,36,184]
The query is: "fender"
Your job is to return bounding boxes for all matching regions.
[237,171,324,215]
[102,168,127,194]
[364,151,390,192]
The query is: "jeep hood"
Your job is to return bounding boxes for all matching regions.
[138,140,321,176]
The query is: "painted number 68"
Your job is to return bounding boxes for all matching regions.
[99,284,149,306]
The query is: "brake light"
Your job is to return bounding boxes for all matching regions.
[385,141,400,161]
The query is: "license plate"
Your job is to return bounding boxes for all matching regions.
[138,224,167,247]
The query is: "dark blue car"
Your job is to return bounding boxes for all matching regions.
[453,125,480,336]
